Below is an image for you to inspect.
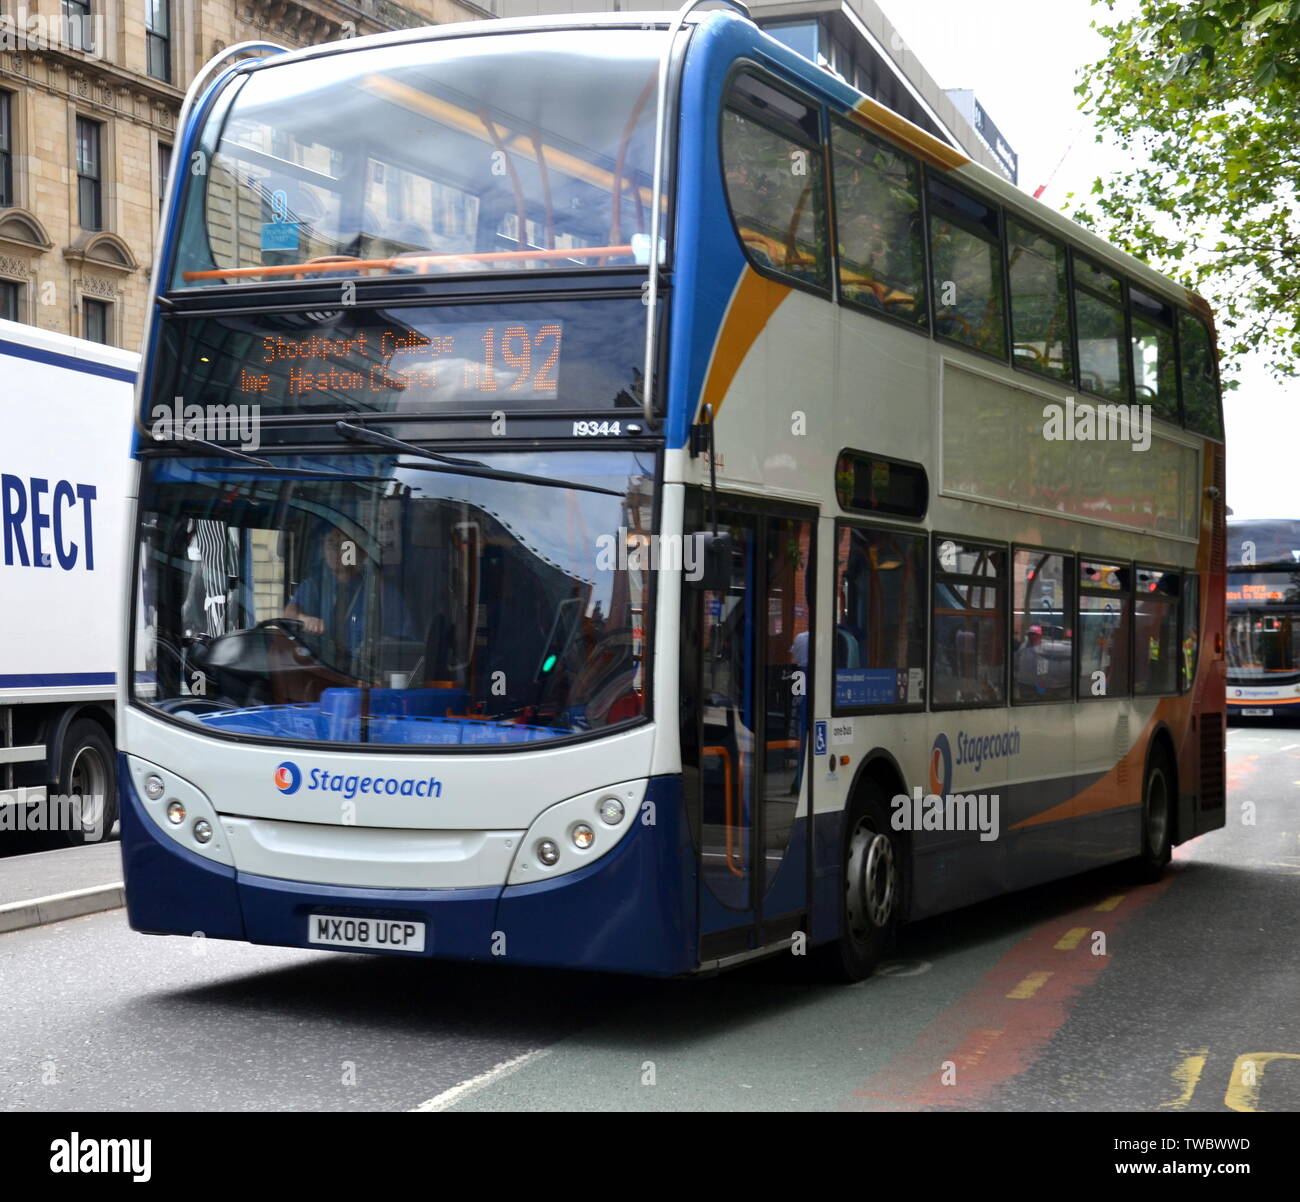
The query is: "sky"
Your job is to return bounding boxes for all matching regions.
[883,0,1296,519]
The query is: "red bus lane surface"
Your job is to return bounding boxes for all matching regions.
[849,848,1195,1110]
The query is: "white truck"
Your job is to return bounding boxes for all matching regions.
[0,317,136,844]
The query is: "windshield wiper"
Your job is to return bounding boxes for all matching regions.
[144,436,276,467]
[334,420,622,497]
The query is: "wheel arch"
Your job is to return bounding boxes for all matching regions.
[45,703,116,791]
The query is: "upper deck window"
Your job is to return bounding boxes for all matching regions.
[1074,255,1130,403]
[1178,310,1223,438]
[721,72,829,292]
[171,30,664,289]
[830,117,926,327]
[1129,287,1178,424]
[927,177,1006,359]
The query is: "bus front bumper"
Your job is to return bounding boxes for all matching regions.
[118,756,695,976]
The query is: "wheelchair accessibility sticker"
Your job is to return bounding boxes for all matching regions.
[814,720,828,757]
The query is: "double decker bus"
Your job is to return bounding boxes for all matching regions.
[120,5,1226,980]
[1226,518,1300,719]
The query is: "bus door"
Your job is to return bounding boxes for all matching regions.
[683,501,816,962]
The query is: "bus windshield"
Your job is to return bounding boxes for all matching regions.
[1226,569,1300,683]
[131,449,654,747]
[172,29,664,288]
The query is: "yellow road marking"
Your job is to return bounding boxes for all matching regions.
[1006,972,1052,999]
[1095,895,1126,911]
[1224,1052,1300,1113]
[1158,1049,1207,1109]
[1054,927,1090,950]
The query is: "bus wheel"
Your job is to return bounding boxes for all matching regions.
[814,783,901,982]
[1130,747,1174,883]
[58,720,118,846]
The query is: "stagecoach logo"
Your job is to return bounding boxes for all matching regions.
[928,733,952,796]
[272,761,444,800]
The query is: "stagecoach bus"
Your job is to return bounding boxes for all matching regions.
[1226,518,1300,719]
[120,4,1226,980]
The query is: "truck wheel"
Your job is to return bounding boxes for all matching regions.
[58,720,118,845]
[812,781,903,982]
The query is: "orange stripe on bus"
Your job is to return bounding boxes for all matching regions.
[848,98,969,171]
[696,267,790,423]
[1010,696,1191,830]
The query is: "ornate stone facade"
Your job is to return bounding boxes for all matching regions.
[0,0,488,352]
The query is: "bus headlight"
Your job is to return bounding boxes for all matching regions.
[193,819,213,844]
[571,824,595,850]
[145,774,165,800]
[598,797,624,825]
[166,801,186,825]
[536,839,560,866]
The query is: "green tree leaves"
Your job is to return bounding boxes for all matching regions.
[1071,0,1300,377]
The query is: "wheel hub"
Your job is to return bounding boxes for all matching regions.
[846,820,896,940]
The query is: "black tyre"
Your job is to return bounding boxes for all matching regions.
[57,719,118,846]
[1129,745,1174,883]
[813,781,903,982]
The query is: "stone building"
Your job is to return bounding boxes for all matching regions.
[0,0,486,353]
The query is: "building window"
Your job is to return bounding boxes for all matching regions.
[146,0,171,83]
[158,142,173,220]
[63,0,94,53]
[76,117,102,230]
[83,298,110,344]
[932,537,1006,707]
[0,280,20,322]
[722,72,829,292]
[834,524,928,709]
[0,91,12,208]
[1012,549,1073,703]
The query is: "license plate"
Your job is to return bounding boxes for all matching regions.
[308,914,425,952]
[1241,708,1273,716]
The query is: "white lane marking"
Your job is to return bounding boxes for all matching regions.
[411,1048,550,1112]
[1281,744,1299,751]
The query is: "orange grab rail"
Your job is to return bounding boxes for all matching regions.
[702,744,746,878]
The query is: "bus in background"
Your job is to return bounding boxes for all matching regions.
[1226,518,1300,719]
[119,5,1225,981]
[1,319,135,844]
